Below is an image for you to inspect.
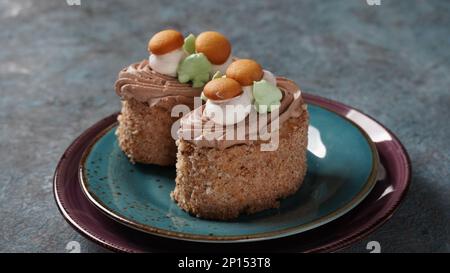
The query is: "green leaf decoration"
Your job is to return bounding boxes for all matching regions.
[252,80,282,113]
[177,53,212,88]
[183,34,196,55]
[212,70,223,80]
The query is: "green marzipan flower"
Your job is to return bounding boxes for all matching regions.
[252,79,282,113]
[177,53,212,88]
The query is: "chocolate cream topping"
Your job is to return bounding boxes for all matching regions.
[178,77,306,150]
[115,59,202,109]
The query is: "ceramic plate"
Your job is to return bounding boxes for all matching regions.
[54,93,411,252]
[78,103,378,242]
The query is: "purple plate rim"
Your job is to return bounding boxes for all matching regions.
[53,93,411,253]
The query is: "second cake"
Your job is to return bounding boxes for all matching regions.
[115,30,234,165]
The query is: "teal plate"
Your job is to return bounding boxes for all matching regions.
[79,104,378,243]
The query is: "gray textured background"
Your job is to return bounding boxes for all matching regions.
[0,0,449,253]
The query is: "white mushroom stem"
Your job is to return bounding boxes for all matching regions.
[149,47,186,77]
[203,88,253,126]
[262,69,277,86]
[211,54,233,75]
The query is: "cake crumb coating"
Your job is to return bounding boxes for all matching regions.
[172,107,309,220]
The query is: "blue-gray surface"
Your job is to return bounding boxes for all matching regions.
[0,0,448,253]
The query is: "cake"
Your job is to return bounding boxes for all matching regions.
[173,58,309,220]
[114,29,308,220]
[115,30,234,165]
